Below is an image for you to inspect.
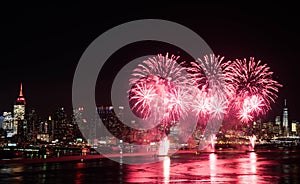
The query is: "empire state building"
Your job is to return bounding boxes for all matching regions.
[13,83,26,135]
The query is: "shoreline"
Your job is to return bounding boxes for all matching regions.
[1,148,300,165]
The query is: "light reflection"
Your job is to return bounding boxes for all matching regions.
[41,163,47,184]
[119,161,124,184]
[75,162,85,184]
[250,152,257,174]
[123,157,170,183]
[11,165,24,182]
[238,152,257,183]
[163,157,170,183]
[209,153,217,182]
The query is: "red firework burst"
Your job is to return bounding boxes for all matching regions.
[128,53,192,125]
[188,54,229,119]
[225,57,282,122]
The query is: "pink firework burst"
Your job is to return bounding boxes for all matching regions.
[192,89,210,117]
[188,54,230,119]
[128,53,192,124]
[188,54,233,97]
[238,95,264,122]
[167,86,193,121]
[130,53,187,87]
[225,57,282,122]
[128,77,158,119]
[209,94,228,120]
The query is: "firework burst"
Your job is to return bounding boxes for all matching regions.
[129,53,188,87]
[128,52,282,133]
[192,89,210,117]
[209,94,228,120]
[225,57,282,122]
[128,77,158,119]
[128,53,193,128]
[188,54,230,119]
[188,54,234,96]
[167,86,193,121]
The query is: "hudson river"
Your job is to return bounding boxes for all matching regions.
[1,150,300,183]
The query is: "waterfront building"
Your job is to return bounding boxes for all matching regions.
[275,115,282,135]
[282,99,289,137]
[13,83,26,138]
[26,108,41,143]
[291,120,298,136]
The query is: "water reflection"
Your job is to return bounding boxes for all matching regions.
[0,164,24,183]
[75,162,85,184]
[11,165,24,182]
[124,152,264,183]
[119,159,124,184]
[163,157,170,183]
[1,151,299,183]
[209,153,217,182]
[237,152,257,183]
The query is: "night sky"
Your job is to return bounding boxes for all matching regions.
[1,3,299,121]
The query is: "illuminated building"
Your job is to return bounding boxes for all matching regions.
[282,99,289,137]
[275,116,281,125]
[26,108,41,143]
[117,106,124,123]
[2,112,13,130]
[291,120,298,136]
[72,106,103,144]
[275,116,282,135]
[97,105,133,142]
[13,83,26,137]
[73,107,87,141]
[53,107,77,143]
[53,107,68,142]
[2,112,14,137]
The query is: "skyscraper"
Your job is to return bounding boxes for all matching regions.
[282,99,289,137]
[13,83,26,136]
[275,116,281,125]
[275,115,282,135]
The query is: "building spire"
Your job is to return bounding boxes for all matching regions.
[283,98,289,137]
[16,82,26,104]
[19,83,23,97]
[284,99,287,107]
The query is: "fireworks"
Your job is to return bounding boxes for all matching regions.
[192,89,210,117]
[225,57,282,122]
[128,53,282,132]
[129,53,188,87]
[188,54,229,119]
[238,95,264,122]
[128,77,158,119]
[167,86,193,121]
[128,53,193,129]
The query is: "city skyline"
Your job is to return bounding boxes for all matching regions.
[1,3,299,120]
[1,3,300,183]
[1,81,299,143]
[0,82,297,125]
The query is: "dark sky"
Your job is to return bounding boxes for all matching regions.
[1,3,299,121]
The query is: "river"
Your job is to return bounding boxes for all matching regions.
[1,150,299,183]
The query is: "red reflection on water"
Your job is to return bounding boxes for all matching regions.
[250,152,257,174]
[75,162,85,169]
[75,162,85,184]
[124,152,265,183]
[238,152,257,183]
[163,157,170,183]
[209,153,217,182]
[124,157,171,183]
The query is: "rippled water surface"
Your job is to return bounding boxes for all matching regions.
[1,151,299,183]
